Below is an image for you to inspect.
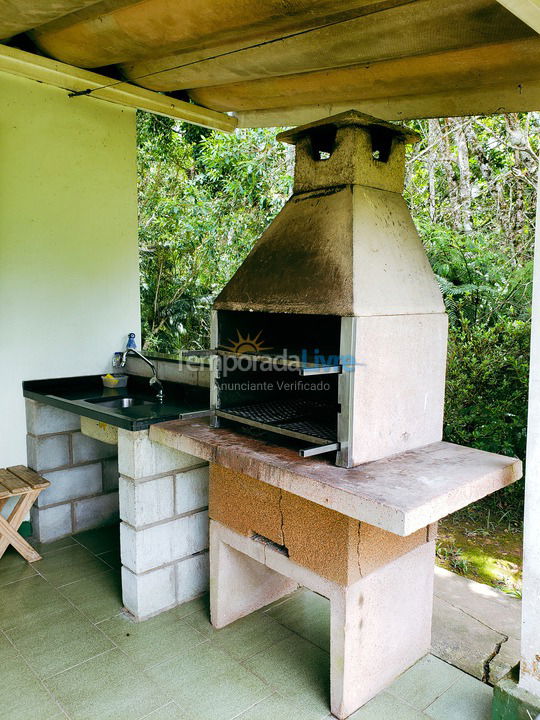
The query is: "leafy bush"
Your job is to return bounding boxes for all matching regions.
[137,114,292,352]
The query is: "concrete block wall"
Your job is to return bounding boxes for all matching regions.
[26,399,119,542]
[118,429,209,621]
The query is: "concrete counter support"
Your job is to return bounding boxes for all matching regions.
[117,429,209,620]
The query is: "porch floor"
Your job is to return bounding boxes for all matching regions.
[0,526,505,720]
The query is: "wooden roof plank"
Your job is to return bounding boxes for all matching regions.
[123,0,533,92]
[31,0,416,69]
[232,79,540,125]
[188,37,540,113]
[0,0,99,40]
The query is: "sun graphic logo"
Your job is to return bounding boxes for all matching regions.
[221,330,273,355]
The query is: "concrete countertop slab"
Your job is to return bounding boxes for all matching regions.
[150,419,522,536]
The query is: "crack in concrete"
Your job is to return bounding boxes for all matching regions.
[356,522,363,577]
[482,634,509,685]
[278,488,286,547]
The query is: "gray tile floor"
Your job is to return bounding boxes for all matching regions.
[0,526,494,720]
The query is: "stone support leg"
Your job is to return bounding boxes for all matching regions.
[209,520,434,720]
[209,522,297,628]
[329,542,434,718]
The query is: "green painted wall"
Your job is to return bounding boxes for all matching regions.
[0,71,141,467]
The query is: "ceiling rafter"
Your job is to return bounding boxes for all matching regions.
[0,44,237,132]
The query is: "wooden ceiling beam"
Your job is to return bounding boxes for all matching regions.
[123,0,532,92]
[234,81,540,127]
[495,0,540,34]
[0,44,237,132]
[188,37,540,114]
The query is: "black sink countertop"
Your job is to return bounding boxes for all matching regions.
[23,374,210,431]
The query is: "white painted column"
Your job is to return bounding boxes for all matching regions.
[520,167,540,697]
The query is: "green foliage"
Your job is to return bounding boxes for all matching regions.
[403,115,537,520]
[137,113,292,352]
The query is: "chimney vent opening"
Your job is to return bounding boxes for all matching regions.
[308,125,337,161]
[369,126,395,163]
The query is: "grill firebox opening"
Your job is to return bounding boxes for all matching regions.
[212,310,342,453]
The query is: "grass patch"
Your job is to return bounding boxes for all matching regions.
[437,510,522,597]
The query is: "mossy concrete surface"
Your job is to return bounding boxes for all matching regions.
[492,664,540,720]
[437,515,523,596]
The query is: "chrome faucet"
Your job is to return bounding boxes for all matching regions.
[121,348,164,400]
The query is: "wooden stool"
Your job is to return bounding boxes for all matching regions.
[0,466,50,563]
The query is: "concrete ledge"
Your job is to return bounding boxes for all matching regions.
[151,420,522,536]
[492,665,540,720]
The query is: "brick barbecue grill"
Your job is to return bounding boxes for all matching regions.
[210,111,448,467]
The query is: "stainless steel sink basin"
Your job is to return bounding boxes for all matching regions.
[87,397,155,409]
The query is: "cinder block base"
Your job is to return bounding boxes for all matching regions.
[493,665,540,720]
[210,520,434,720]
[121,565,176,621]
[26,399,121,544]
[118,434,210,621]
[31,503,72,542]
[176,551,209,603]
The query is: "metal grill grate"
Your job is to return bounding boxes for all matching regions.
[278,419,336,441]
[218,398,337,443]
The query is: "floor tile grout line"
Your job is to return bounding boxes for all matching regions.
[54,564,116,590]
[142,637,212,674]
[179,612,297,669]
[142,635,211,672]
[138,700,179,720]
[177,601,331,671]
[43,647,118,681]
[27,558,127,672]
[422,675,465,712]
[383,688,437,714]
[273,689,333,720]
[228,690,276,720]
[0,567,40,588]
[29,540,78,559]
[0,627,72,720]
